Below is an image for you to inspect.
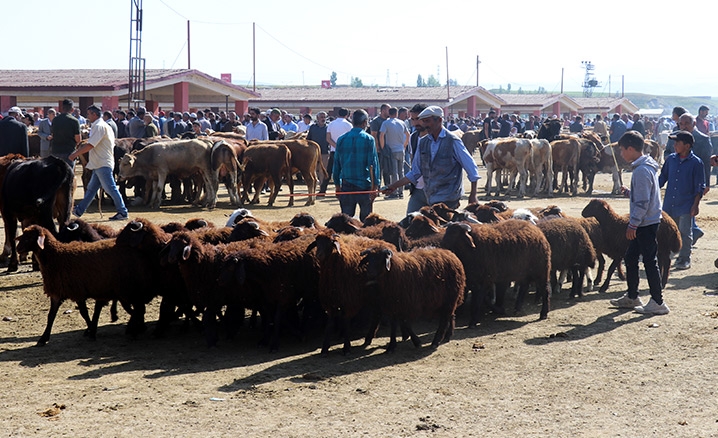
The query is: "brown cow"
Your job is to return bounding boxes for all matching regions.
[461,130,483,157]
[209,136,247,206]
[240,143,293,207]
[483,138,533,198]
[248,139,327,206]
[551,136,582,196]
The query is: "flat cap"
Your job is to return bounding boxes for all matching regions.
[418,105,444,119]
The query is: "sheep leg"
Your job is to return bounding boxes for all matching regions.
[37,297,64,346]
[550,271,560,296]
[570,267,584,298]
[401,321,422,348]
[431,315,449,348]
[594,254,606,286]
[514,282,529,314]
[109,299,119,322]
[76,300,93,330]
[153,296,179,338]
[125,303,147,337]
[468,286,488,327]
[86,300,106,341]
[616,260,626,281]
[340,316,352,356]
[386,320,398,353]
[202,308,219,347]
[492,282,509,315]
[321,314,336,356]
[536,280,550,320]
[362,312,381,347]
[268,304,283,353]
[599,259,620,293]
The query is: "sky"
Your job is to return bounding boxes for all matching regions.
[5,1,717,97]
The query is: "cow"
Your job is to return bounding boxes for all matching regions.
[550,136,582,196]
[118,138,218,209]
[248,139,327,206]
[528,138,553,196]
[1,156,75,272]
[538,118,563,141]
[0,153,28,263]
[209,136,247,206]
[483,138,533,198]
[461,129,483,157]
[240,143,293,207]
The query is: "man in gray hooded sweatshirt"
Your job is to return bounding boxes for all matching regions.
[610,130,669,315]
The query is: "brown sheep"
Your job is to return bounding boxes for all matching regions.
[581,199,682,291]
[441,220,551,325]
[359,246,466,352]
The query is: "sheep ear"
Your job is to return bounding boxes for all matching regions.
[37,234,45,250]
[333,240,341,255]
[384,250,393,271]
[305,241,316,253]
[182,245,192,261]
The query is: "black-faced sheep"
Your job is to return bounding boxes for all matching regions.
[581,199,681,291]
[441,220,551,325]
[359,246,465,352]
[16,225,159,345]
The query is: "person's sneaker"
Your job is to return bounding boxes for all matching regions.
[692,230,704,246]
[634,298,670,315]
[610,293,643,308]
[109,213,128,221]
[674,259,691,270]
[72,206,82,217]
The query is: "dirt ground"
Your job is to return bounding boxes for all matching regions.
[1,167,718,437]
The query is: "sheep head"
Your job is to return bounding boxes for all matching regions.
[230,219,269,241]
[307,232,342,262]
[324,213,361,234]
[289,212,317,229]
[359,247,394,282]
[405,215,440,239]
[17,225,48,253]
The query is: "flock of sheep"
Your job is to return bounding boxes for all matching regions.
[15,198,681,355]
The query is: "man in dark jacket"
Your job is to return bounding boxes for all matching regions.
[0,106,29,156]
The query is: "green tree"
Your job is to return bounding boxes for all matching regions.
[448,78,458,86]
[417,74,425,87]
[427,75,440,87]
[507,83,512,93]
[330,71,337,87]
[350,76,363,88]
[518,87,524,94]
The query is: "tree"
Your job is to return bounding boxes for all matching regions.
[330,71,337,87]
[350,76,363,88]
[507,83,512,93]
[417,74,425,87]
[448,78,458,86]
[427,75,440,87]
[518,87,524,94]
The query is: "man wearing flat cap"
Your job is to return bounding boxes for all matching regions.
[383,105,480,209]
[0,106,29,156]
[659,130,705,270]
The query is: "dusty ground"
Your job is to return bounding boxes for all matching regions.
[1,168,718,437]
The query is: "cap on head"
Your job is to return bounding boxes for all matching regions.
[8,106,22,115]
[418,106,444,119]
[668,130,694,146]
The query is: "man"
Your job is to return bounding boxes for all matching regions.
[50,99,81,167]
[481,110,496,140]
[406,103,428,214]
[383,105,480,209]
[280,113,298,133]
[630,113,646,136]
[191,121,207,137]
[497,113,512,138]
[696,105,710,135]
[197,111,211,133]
[263,108,283,140]
[659,130,704,270]
[324,108,352,193]
[621,113,633,130]
[664,106,687,157]
[144,113,159,138]
[379,107,410,199]
[128,107,147,138]
[245,107,269,141]
[216,111,228,131]
[569,115,584,133]
[610,131,668,315]
[37,108,55,158]
[69,105,128,221]
[116,110,129,138]
[297,114,312,133]
[678,113,712,195]
[102,111,118,138]
[593,114,609,141]
[370,104,391,186]
[306,112,329,192]
[157,111,167,135]
[72,108,87,126]
[0,106,29,156]
[609,113,627,144]
[167,112,187,138]
[333,109,381,221]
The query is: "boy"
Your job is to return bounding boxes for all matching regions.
[659,130,705,270]
[610,131,669,315]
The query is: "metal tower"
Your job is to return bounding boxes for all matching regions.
[581,61,599,98]
[128,0,146,109]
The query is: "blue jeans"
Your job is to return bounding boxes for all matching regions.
[624,223,663,303]
[75,166,128,216]
[671,214,693,262]
[406,188,428,215]
[389,150,405,185]
[338,182,373,222]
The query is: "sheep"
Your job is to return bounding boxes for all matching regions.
[324,212,363,234]
[226,208,254,227]
[359,246,466,352]
[217,234,321,352]
[512,208,539,224]
[228,218,273,242]
[535,216,597,298]
[16,225,159,345]
[306,231,395,355]
[581,199,681,292]
[441,220,551,325]
[184,218,215,230]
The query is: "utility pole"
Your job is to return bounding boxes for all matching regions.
[252,22,256,92]
[445,46,450,100]
[476,55,481,87]
[560,68,564,94]
[187,20,191,69]
[128,0,145,110]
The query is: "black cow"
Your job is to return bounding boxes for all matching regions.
[538,119,563,142]
[1,156,74,272]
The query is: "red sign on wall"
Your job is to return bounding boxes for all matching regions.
[321,80,331,89]
[221,73,232,83]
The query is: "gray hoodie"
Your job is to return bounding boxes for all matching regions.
[628,154,662,229]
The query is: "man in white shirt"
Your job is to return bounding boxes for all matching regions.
[245,107,269,141]
[69,105,128,220]
[297,114,312,132]
[322,107,353,193]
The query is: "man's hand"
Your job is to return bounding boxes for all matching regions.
[626,227,636,240]
[468,193,478,205]
[620,185,630,197]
